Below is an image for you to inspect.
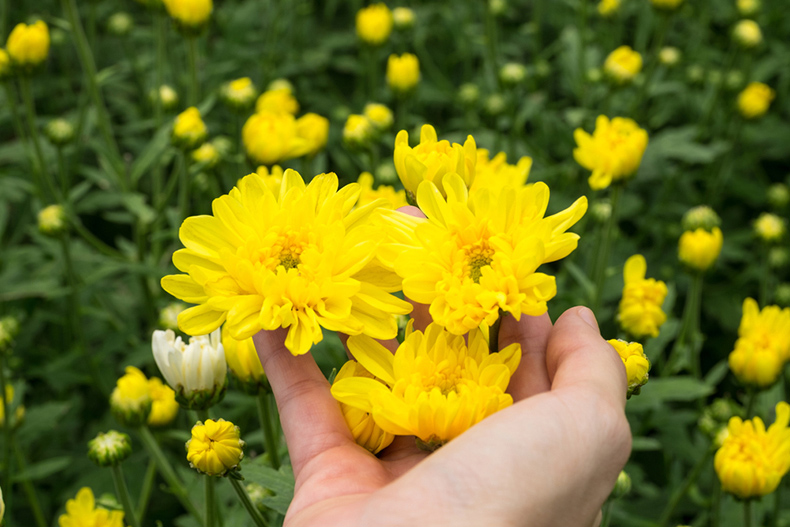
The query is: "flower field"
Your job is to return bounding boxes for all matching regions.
[0,0,789,526]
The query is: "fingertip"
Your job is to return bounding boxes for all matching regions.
[397,205,426,219]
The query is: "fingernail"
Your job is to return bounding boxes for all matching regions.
[578,307,600,332]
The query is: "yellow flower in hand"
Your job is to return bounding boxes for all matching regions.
[608,339,649,397]
[333,360,394,454]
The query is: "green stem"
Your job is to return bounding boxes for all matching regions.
[744,390,756,418]
[3,82,36,186]
[111,465,140,527]
[364,45,377,101]
[0,354,11,522]
[577,0,588,101]
[772,483,780,527]
[187,36,199,105]
[600,500,613,527]
[56,147,69,197]
[135,459,157,522]
[657,448,713,527]
[179,151,191,221]
[137,425,203,523]
[759,244,770,306]
[711,482,721,527]
[668,273,704,376]
[70,215,124,260]
[256,391,280,470]
[12,440,47,527]
[229,477,270,527]
[488,311,504,355]
[484,2,501,91]
[591,185,622,313]
[744,500,752,527]
[19,76,58,202]
[631,12,672,119]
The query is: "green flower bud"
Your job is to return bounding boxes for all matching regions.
[245,483,273,512]
[611,470,632,499]
[769,247,789,269]
[0,317,20,354]
[376,163,398,184]
[500,62,527,85]
[586,68,603,83]
[107,12,134,36]
[591,200,612,223]
[686,64,704,85]
[775,283,790,307]
[38,205,67,236]
[88,430,132,467]
[45,118,75,146]
[489,0,507,16]
[767,183,789,209]
[682,205,721,232]
[458,83,480,105]
[484,93,506,116]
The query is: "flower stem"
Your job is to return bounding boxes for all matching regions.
[137,425,203,523]
[0,354,12,521]
[3,82,37,186]
[759,244,771,306]
[135,459,157,522]
[19,76,58,202]
[591,185,622,313]
[229,477,269,527]
[187,36,200,105]
[668,273,704,376]
[600,500,613,527]
[657,447,713,527]
[12,440,47,527]
[771,483,780,527]
[488,311,504,355]
[111,464,140,527]
[179,150,191,221]
[576,0,588,100]
[256,391,280,470]
[744,500,752,527]
[484,2,501,91]
[744,389,756,418]
[711,482,721,527]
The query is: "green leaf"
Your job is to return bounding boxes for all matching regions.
[242,461,295,515]
[130,125,173,186]
[13,456,72,482]
[631,436,662,451]
[627,376,714,412]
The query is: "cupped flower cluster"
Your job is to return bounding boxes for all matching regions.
[574,116,649,190]
[153,329,227,409]
[678,227,723,272]
[333,360,394,454]
[161,170,412,355]
[470,149,532,193]
[754,212,785,242]
[58,488,124,527]
[387,53,420,94]
[378,173,587,335]
[738,82,775,119]
[186,418,245,476]
[608,339,649,397]
[173,107,207,149]
[603,46,642,84]
[715,402,790,499]
[110,366,153,427]
[6,21,50,70]
[728,298,790,388]
[356,3,393,46]
[162,0,212,32]
[332,323,521,449]
[618,255,668,339]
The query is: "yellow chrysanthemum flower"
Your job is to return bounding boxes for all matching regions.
[38,204,67,235]
[186,418,245,476]
[162,0,212,30]
[678,227,723,271]
[343,114,374,148]
[172,107,207,149]
[192,142,220,167]
[737,82,775,120]
[357,172,407,210]
[608,339,649,397]
[364,103,394,131]
[618,255,668,339]
[733,19,762,48]
[147,377,179,427]
[387,53,420,93]
[573,116,649,191]
[333,360,394,454]
[715,402,790,499]
[255,88,299,115]
[161,170,412,355]
[222,332,266,393]
[603,46,643,84]
[6,21,50,68]
[295,112,330,157]
[356,3,393,46]
[598,0,621,17]
[0,386,25,428]
[242,112,311,165]
[650,0,684,10]
[332,322,521,449]
[728,298,790,388]
[470,149,532,193]
[394,124,477,199]
[378,173,587,335]
[58,487,124,527]
[110,366,153,427]
[754,212,785,242]
[221,77,257,110]
[254,165,284,194]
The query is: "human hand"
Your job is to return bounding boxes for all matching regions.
[252,304,631,527]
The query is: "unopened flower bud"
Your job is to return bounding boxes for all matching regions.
[172,107,207,150]
[376,163,398,184]
[686,64,704,85]
[220,77,257,111]
[0,317,20,354]
[737,0,759,16]
[775,283,790,307]
[489,0,507,16]
[110,366,152,427]
[611,470,632,499]
[769,247,789,269]
[608,339,649,397]
[88,430,132,467]
[725,70,744,91]
[659,47,681,67]
[484,93,506,116]
[591,200,612,222]
[192,142,220,168]
[392,7,415,30]
[458,83,480,105]
[38,205,67,235]
[343,114,373,149]
[586,67,603,83]
[245,483,272,512]
[150,84,179,111]
[500,62,527,85]
[107,12,134,36]
[733,19,762,49]
[159,303,185,330]
[682,205,720,231]
[754,212,785,243]
[45,118,75,146]
[767,183,789,209]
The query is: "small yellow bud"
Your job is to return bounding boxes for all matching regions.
[392,7,415,30]
[363,103,393,131]
[659,46,681,67]
[152,84,179,111]
[500,62,527,85]
[107,12,134,36]
[172,107,207,149]
[243,112,311,165]
[737,0,760,16]
[767,183,790,209]
[88,430,132,467]
[162,0,212,32]
[191,142,220,168]
[598,0,621,17]
[295,112,330,157]
[45,118,75,146]
[678,227,723,272]
[611,470,632,498]
[0,386,24,429]
[6,21,50,70]
[608,339,650,397]
[255,88,299,115]
[220,77,257,111]
[343,114,374,148]
[38,205,67,235]
[147,377,179,427]
[604,46,643,84]
[356,3,393,46]
[733,19,762,48]
[754,212,785,242]
[387,53,420,94]
[110,366,153,427]
[222,333,267,394]
[186,418,245,476]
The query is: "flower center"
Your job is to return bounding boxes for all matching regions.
[465,244,494,283]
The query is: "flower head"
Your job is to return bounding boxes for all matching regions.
[357,172,407,210]
[608,339,649,397]
[173,107,207,149]
[186,418,245,476]
[394,124,477,199]
[356,3,393,46]
[58,487,124,527]
[162,0,212,31]
[222,332,267,394]
[192,142,220,168]
[147,377,179,426]
[618,255,668,339]
[160,170,412,355]
[152,329,227,409]
[379,173,586,335]
[737,82,774,120]
[387,53,420,94]
[221,77,257,111]
[364,103,394,131]
[243,112,310,165]
[470,149,532,193]
[110,366,152,427]
[332,323,521,449]
[598,0,621,17]
[604,46,642,83]
[392,7,415,30]
[500,62,527,85]
[333,361,394,454]
[659,46,681,67]
[754,212,785,242]
[715,402,790,499]
[295,113,330,156]
[737,0,760,15]
[343,114,374,148]
[88,430,132,467]
[153,84,179,111]
[728,298,790,388]
[38,204,67,235]
[678,227,723,271]
[733,19,762,48]
[255,88,299,115]
[45,118,75,146]
[573,116,649,190]
[6,21,49,69]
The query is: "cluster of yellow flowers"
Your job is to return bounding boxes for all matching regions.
[109,366,179,427]
[4,20,50,72]
[343,102,394,148]
[58,487,124,527]
[618,255,668,339]
[573,115,649,190]
[728,298,790,388]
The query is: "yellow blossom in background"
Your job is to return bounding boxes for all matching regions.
[573,116,649,190]
[0,386,24,428]
[343,114,374,147]
[192,141,220,167]
[598,0,621,17]
[161,170,411,355]
[333,323,521,449]
[255,88,299,115]
[754,212,785,241]
[470,149,532,193]
[6,21,50,68]
[394,124,477,198]
[728,298,790,388]
[603,46,642,83]
[255,165,284,194]
[159,302,185,330]
[58,487,124,527]
[618,255,668,339]
[364,103,394,131]
[333,360,394,454]
[392,7,415,29]
[738,82,775,120]
[110,366,152,427]
[678,227,723,271]
[147,377,179,427]
[659,46,681,67]
[295,112,330,156]
[650,0,684,10]
[356,3,393,46]
[0,49,11,80]
[172,107,207,149]
[162,0,212,30]
[608,339,650,397]
[242,112,310,165]
[356,172,407,209]
[715,402,790,499]
[379,173,586,335]
[156,84,179,110]
[222,332,266,392]
[186,418,245,476]
[38,204,66,235]
[387,53,420,93]
[737,0,760,16]
[221,77,257,110]
[733,19,762,48]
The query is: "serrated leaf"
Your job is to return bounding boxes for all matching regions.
[242,461,295,515]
